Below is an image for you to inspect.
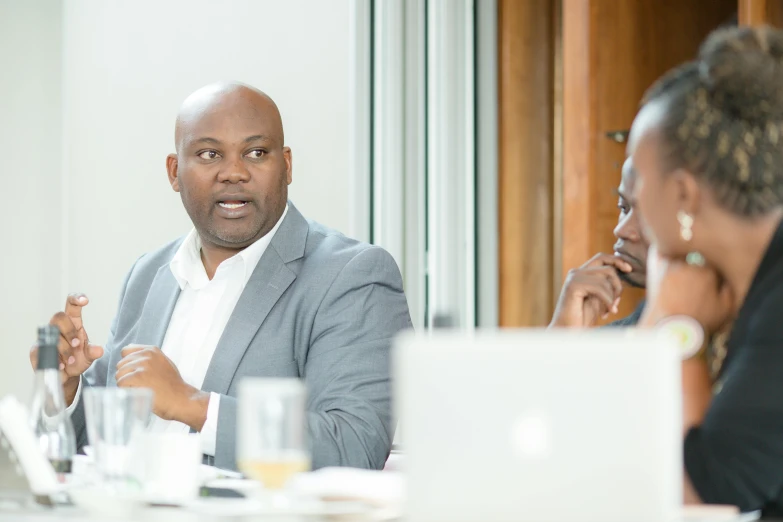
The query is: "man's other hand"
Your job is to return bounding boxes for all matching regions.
[549,253,633,328]
[115,345,208,431]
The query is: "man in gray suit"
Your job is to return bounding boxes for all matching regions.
[32,82,412,471]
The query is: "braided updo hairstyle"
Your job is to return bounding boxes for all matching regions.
[642,25,783,217]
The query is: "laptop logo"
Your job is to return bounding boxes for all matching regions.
[511,415,552,459]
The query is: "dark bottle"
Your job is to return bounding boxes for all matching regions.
[29,325,76,474]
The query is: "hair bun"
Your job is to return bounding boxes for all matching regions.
[698,25,783,123]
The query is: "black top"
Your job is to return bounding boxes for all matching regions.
[684,219,783,517]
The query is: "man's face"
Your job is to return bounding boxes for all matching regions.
[612,158,649,288]
[167,89,292,250]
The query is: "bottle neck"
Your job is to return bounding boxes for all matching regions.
[33,369,67,416]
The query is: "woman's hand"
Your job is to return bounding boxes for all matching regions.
[641,244,735,334]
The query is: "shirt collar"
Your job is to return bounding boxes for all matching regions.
[169,204,289,291]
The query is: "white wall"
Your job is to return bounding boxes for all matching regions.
[1,0,355,397]
[0,0,63,399]
[62,0,354,350]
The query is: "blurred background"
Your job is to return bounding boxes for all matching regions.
[0,0,769,399]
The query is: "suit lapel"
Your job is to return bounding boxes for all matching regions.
[135,265,181,347]
[201,203,309,395]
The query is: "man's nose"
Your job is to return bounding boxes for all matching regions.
[614,213,640,241]
[218,158,251,183]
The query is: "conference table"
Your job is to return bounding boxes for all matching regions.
[0,503,391,521]
[0,495,770,522]
[0,455,767,522]
[0,508,771,522]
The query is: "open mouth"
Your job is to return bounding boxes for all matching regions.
[218,201,248,209]
[215,197,252,218]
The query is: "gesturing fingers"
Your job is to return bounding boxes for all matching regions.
[64,294,89,328]
[48,312,79,365]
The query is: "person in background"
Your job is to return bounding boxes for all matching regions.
[550,157,649,328]
[629,25,783,516]
[30,82,412,471]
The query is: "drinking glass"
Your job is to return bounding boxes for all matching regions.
[237,378,310,491]
[83,387,153,484]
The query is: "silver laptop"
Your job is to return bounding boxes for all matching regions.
[394,329,682,522]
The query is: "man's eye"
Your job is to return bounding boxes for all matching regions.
[198,150,219,160]
[246,149,266,159]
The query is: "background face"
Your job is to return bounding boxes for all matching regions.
[613,159,649,288]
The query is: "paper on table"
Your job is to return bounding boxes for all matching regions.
[681,505,760,522]
[0,396,60,496]
[287,467,404,508]
[200,464,243,482]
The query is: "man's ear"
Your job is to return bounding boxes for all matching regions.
[672,168,701,217]
[166,154,180,192]
[283,146,293,185]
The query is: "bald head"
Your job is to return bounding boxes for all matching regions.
[174,82,285,153]
[166,81,293,252]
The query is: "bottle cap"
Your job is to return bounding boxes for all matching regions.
[36,325,60,371]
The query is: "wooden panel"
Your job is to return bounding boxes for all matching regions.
[551,0,564,299]
[561,0,736,322]
[561,0,592,303]
[498,0,555,327]
[739,0,783,26]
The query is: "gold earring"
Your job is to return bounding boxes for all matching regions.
[678,210,694,241]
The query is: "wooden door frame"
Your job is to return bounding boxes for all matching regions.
[739,0,783,25]
[497,0,558,327]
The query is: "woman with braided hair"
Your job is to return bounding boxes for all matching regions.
[628,24,783,516]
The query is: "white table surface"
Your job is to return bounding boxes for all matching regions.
[0,497,389,522]
[0,505,765,522]
[0,491,762,522]
[0,506,366,521]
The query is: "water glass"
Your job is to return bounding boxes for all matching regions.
[238,378,310,490]
[83,387,153,482]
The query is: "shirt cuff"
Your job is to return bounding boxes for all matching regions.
[43,376,82,430]
[200,392,220,457]
[65,376,83,416]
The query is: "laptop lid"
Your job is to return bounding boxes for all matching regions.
[395,329,681,522]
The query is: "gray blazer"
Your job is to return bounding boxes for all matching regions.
[70,202,412,471]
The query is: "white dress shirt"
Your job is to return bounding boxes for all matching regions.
[69,205,288,457]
